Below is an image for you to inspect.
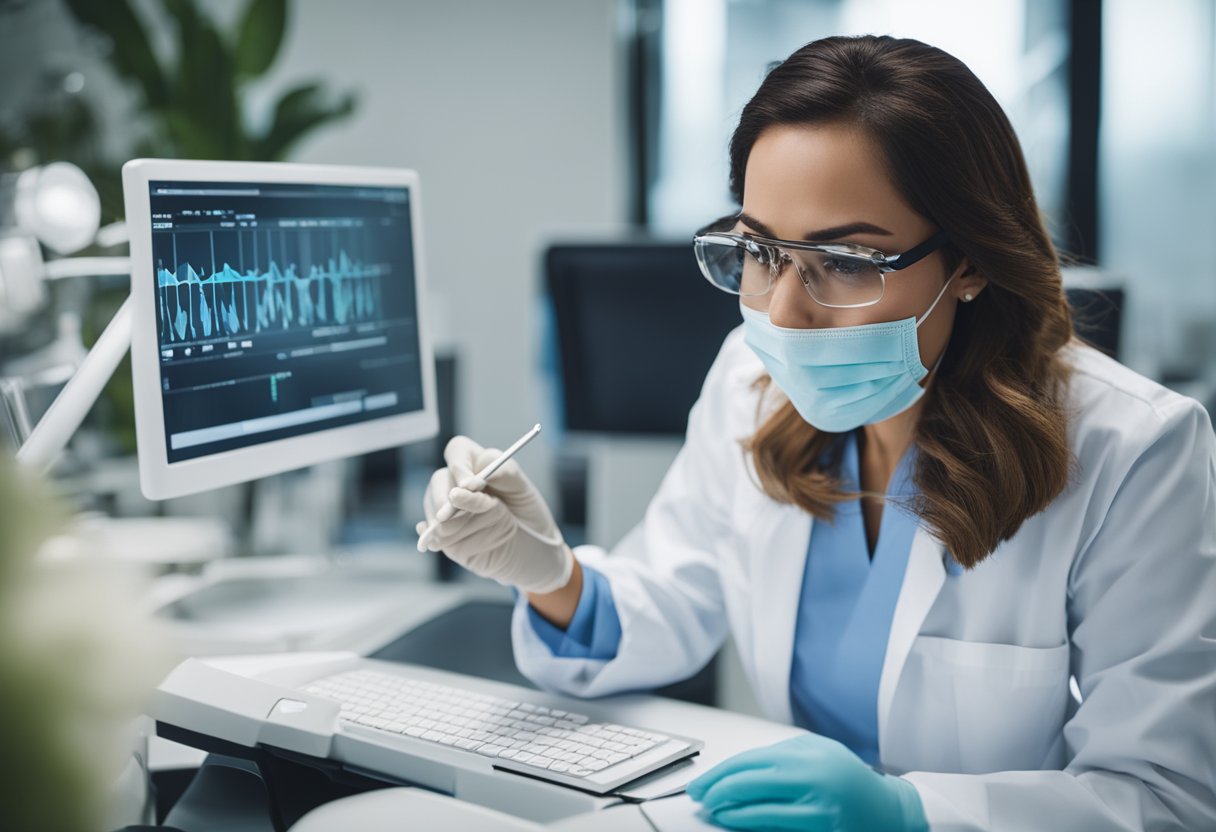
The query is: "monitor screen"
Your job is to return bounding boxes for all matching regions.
[147,180,425,463]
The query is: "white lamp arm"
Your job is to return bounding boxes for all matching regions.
[16,295,133,471]
[43,256,131,280]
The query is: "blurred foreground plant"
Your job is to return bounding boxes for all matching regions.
[0,461,175,832]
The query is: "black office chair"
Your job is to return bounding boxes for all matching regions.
[545,241,742,436]
[1066,286,1124,360]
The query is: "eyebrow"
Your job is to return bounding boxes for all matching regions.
[736,211,894,242]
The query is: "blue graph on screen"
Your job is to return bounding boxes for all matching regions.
[154,228,388,344]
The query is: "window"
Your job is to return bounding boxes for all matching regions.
[1100,0,1216,377]
[646,0,1071,240]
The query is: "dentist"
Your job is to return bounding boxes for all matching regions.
[420,35,1216,831]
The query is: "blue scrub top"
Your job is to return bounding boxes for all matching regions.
[788,430,920,764]
[525,430,925,766]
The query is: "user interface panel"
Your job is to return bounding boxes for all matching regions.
[147,180,424,463]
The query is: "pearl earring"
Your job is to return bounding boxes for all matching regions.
[963,292,974,302]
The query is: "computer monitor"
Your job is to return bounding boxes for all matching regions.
[546,242,743,436]
[122,160,438,499]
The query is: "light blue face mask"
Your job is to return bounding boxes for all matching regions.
[740,275,955,433]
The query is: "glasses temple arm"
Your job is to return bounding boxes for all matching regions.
[883,230,952,271]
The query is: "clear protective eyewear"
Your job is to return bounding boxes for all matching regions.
[693,221,951,309]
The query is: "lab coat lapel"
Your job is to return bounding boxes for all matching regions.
[749,499,812,724]
[876,525,946,753]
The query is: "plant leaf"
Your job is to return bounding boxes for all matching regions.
[160,0,244,158]
[234,0,288,79]
[24,96,101,164]
[152,109,225,160]
[62,0,169,108]
[251,82,357,161]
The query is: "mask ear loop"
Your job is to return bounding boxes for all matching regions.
[914,272,957,330]
[915,270,963,378]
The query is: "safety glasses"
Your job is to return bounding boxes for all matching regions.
[693,222,950,309]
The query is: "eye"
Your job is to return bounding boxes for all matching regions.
[822,256,871,277]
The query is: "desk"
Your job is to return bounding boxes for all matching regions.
[151,651,805,829]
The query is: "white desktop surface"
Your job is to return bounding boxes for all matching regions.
[147,553,495,657]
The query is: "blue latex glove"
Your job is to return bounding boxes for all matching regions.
[685,733,929,832]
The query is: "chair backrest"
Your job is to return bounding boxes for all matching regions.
[1062,266,1125,361]
[545,241,742,436]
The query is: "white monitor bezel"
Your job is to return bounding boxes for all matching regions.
[122,158,438,500]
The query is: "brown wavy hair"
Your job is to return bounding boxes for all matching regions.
[730,35,1076,569]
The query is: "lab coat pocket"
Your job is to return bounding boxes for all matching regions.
[901,635,1071,774]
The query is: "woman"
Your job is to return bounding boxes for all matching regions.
[419,36,1216,830]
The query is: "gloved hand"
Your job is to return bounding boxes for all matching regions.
[685,733,928,832]
[416,435,574,595]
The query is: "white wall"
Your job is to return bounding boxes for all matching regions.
[243,0,631,496]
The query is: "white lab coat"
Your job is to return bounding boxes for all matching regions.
[513,327,1216,831]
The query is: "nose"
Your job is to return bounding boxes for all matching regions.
[766,259,824,329]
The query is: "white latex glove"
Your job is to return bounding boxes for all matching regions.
[416,435,574,594]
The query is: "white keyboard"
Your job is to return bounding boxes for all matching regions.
[301,668,702,794]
